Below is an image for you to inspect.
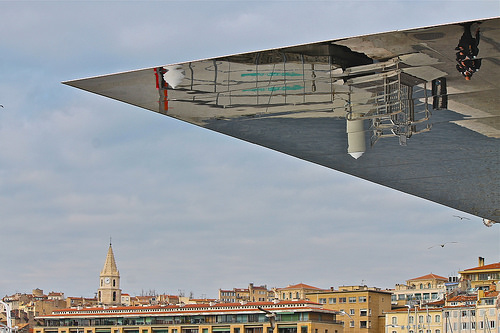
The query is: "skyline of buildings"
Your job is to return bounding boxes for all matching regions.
[2,245,499,333]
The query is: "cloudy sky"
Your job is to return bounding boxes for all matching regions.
[0,0,499,300]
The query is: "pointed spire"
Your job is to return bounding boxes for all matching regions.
[101,243,119,276]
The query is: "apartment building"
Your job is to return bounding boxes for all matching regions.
[276,284,328,301]
[34,300,344,333]
[385,301,443,333]
[459,258,500,291]
[391,274,448,307]
[306,285,392,333]
[219,284,273,303]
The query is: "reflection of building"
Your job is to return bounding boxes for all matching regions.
[35,300,344,333]
[306,285,392,333]
[341,54,441,148]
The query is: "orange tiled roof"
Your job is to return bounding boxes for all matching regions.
[447,295,476,302]
[462,262,500,271]
[40,300,330,318]
[408,273,447,281]
[279,283,325,290]
[484,290,499,297]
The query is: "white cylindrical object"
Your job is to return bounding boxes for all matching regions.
[346,119,366,159]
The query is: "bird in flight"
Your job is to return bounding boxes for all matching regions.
[428,242,458,249]
[453,215,470,220]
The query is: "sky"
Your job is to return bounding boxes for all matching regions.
[0,0,499,300]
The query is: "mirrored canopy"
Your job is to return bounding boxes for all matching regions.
[65,18,500,222]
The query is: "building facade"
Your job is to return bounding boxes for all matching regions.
[219,284,273,303]
[391,274,448,307]
[35,301,344,333]
[458,258,500,291]
[385,302,443,333]
[306,286,392,333]
[276,284,328,301]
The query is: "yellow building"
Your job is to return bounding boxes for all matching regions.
[391,274,448,307]
[34,300,343,333]
[219,284,273,303]
[276,284,328,301]
[385,302,443,333]
[458,258,500,290]
[306,286,392,333]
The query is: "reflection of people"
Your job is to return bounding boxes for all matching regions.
[455,22,481,80]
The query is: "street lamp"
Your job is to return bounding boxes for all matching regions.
[336,311,355,332]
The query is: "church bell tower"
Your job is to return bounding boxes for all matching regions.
[98,242,121,306]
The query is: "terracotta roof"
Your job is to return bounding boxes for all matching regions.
[462,262,500,271]
[39,300,330,318]
[279,283,325,290]
[408,273,447,281]
[447,295,476,302]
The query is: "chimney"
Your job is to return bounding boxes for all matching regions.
[478,257,485,267]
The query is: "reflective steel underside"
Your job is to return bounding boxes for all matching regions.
[65,18,500,221]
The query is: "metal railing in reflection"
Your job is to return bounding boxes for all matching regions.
[342,57,434,148]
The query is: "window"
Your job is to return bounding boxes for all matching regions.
[349,297,356,303]
[360,321,368,329]
[350,309,355,315]
[359,296,367,303]
[319,298,327,304]
[349,321,355,328]
[471,310,475,317]
[426,315,431,323]
[392,317,397,325]
[462,323,467,329]
[461,311,467,317]
[360,309,368,317]
[490,321,495,329]
[419,316,424,324]
[398,294,405,300]
[301,326,308,333]
[409,316,414,324]
[329,298,336,304]
[339,298,346,303]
